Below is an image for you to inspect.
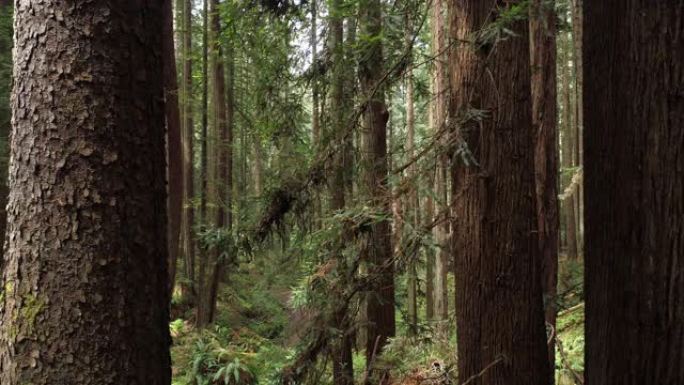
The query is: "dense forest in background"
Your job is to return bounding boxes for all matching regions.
[0,1,681,385]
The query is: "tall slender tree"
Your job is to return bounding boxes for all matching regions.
[404,9,418,337]
[197,0,210,325]
[328,0,354,381]
[310,0,322,229]
[0,2,170,383]
[180,0,197,300]
[570,0,583,249]
[530,0,558,370]
[430,0,448,335]
[584,2,684,384]
[449,1,551,384]
[198,0,232,327]
[164,0,183,295]
[560,30,578,260]
[358,0,395,372]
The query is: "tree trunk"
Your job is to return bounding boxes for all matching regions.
[570,0,583,252]
[530,0,559,373]
[180,0,197,301]
[310,0,322,230]
[404,10,418,338]
[424,192,435,321]
[430,0,449,337]
[584,2,684,384]
[0,2,171,383]
[252,134,263,197]
[329,1,354,381]
[359,0,395,372]
[164,0,183,296]
[196,0,210,326]
[561,33,578,260]
[198,0,231,327]
[449,1,551,384]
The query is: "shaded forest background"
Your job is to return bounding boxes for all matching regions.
[0,0,585,384]
[0,1,680,385]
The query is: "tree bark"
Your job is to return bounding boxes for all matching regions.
[310,0,322,230]
[198,0,231,327]
[180,0,197,301]
[0,0,11,258]
[196,0,210,325]
[328,1,354,381]
[530,0,559,373]
[404,10,418,338]
[570,0,583,251]
[584,2,684,384]
[430,0,448,336]
[560,32,578,260]
[0,2,171,383]
[252,134,263,197]
[424,192,435,321]
[449,1,551,384]
[359,0,395,371]
[164,0,183,296]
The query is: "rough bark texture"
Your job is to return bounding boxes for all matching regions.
[430,0,448,335]
[449,1,551,384]
[0,2,171,384]
[164,0,183,295]
[359,0,395,369]
[530,0,558,371]
[584,2,684,384]
[0,0,11,259]
[180,0,197,299]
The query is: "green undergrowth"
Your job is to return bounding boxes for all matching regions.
[555,257,585,383]
[171,254,300,385]
[556,303,584,382]
[171,254,584,384]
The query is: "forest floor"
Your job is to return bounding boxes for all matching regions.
[169,256,585,385]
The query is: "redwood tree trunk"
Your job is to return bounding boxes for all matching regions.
[198,0,231,327]
[584,2,684,384]
[430,0,449,336]
[530,0,559,371]
[405,14,418,336]
[0,2,170,384]
[560,34,578,260]
[164,0,183,295]
[329,0,353,381]
[180,0,197,300]
[359,0,395,370]
[196,0,210,325]
[449,1,551,384]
